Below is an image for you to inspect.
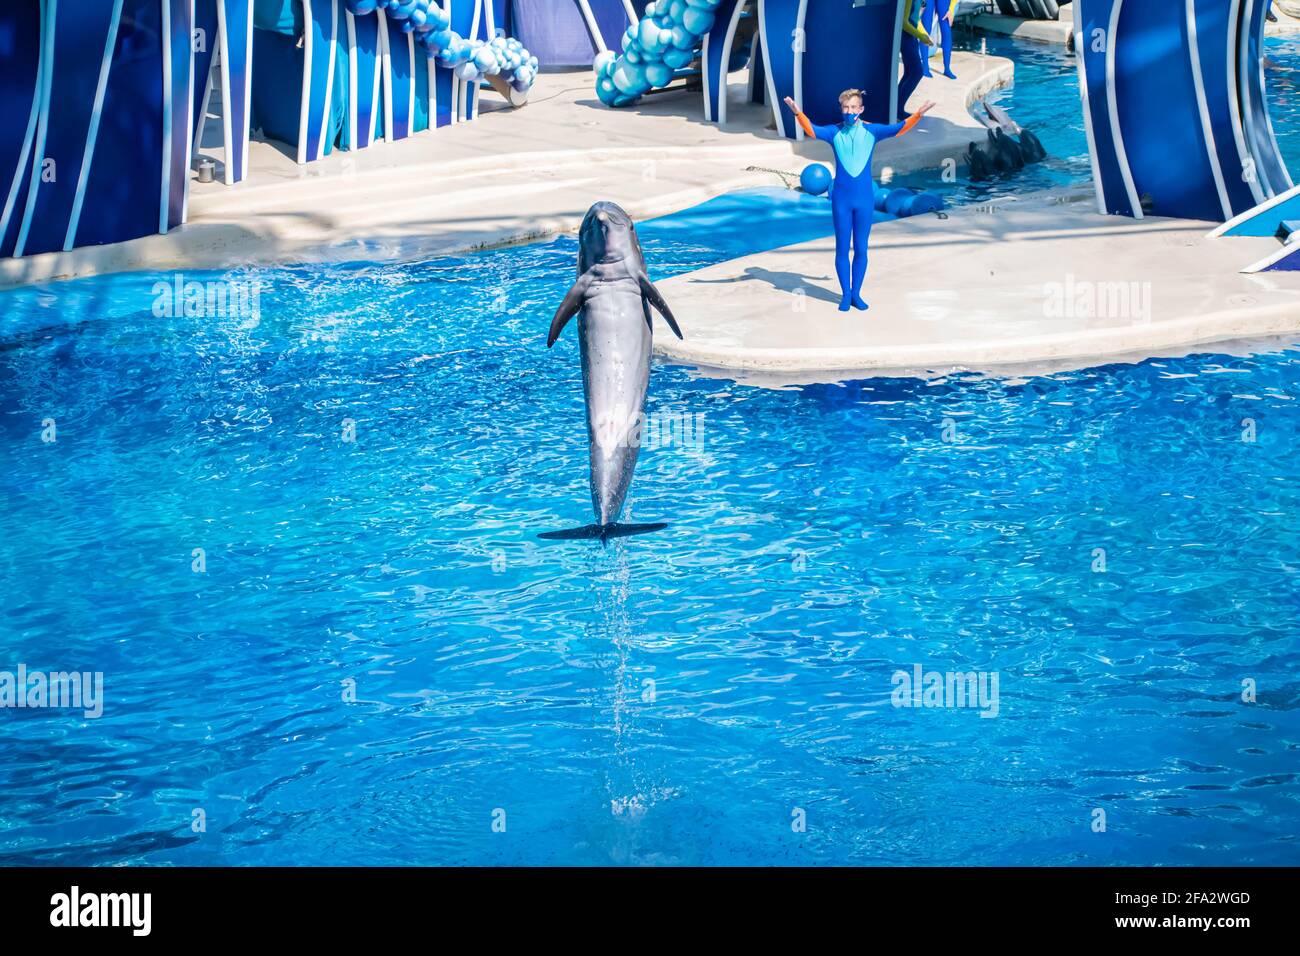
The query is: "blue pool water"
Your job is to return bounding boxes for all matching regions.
[1266,33,1300,166]
[3,203,1299,866]
[2,38,1299,867]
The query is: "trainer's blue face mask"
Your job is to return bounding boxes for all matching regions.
[842,111,860,126]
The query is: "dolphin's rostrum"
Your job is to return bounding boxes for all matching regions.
[539,201,682,543]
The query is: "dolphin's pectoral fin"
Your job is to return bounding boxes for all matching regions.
[547,273,592,348]
[638,274,683,340]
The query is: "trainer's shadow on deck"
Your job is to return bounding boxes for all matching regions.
[690,266,841,305]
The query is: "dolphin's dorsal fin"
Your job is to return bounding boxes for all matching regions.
[638,273,683,340]
[547,272,593,348]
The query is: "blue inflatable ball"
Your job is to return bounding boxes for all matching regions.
[799,163,832,196]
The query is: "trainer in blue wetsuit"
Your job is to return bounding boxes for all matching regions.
[898,0,932,117]
[784,91,933,312]
[921,0,956,80]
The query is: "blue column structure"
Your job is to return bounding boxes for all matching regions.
[1212,185,1300,238]
[1209,181,1300,272]
[343,1,538,133]
[1237,0,1291,202]
[193,0,219,160]
[0,0,538,261]
[3,0,195,258]
[0,0,46,258]
[164,0,196,231]
[758,0,904,140]
[298,0,342,163]
[379,7,415,141]
[414,31,432,132]
[216,0,254,184]
[511,0,629,63]
[1075,0,1293,222]
[449,0,479,123]
[15,0,125,257]
[344,5,382,149]
[748,25,765,107]
[702,0,745,125]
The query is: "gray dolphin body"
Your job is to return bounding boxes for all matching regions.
[539,201,682,543]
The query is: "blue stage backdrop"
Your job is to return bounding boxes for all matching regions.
[1076,0,1293,221]
[510,0,630,67]
[758,0,905,139]
[0,0,45,259]
[1,0,540,260]
[3,0,193,258]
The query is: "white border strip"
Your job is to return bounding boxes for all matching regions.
[427,56,437,132]
[702,26,714,122]
[14,0,56,257]
[1104,0,1143,219]
[1254,2,1293,192]
[759,0,785,139]
[217,0,235,183]
[1229,0,1265,203]
[317,0,338,161]
[297,0,314,163]
[193,52,213,164]
[1209,182,1300,237]
[242,0,252,177]
[465,0,482,122]
[347,9,358,148]
[1074,19,1107,215]
[715,0,747,126]
[451,68,460,124]
[378,8,394,140]
[1239,0,1263,190]
[890,0,904,123]
[404,31,415,131]
[576,0,607,54]
[1185,0,1232,220]
[158,0,172,234]
[746,28,760,104]
[792,0,807,140]
[368,19,381,142]
[1241,235,1299,273]
[1,0,47,247]
[181,0,195,223]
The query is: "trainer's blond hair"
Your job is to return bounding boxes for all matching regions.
[838,89,864,107]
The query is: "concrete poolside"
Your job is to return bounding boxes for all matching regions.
[0,51,1010,290]
[653,189,1300,384]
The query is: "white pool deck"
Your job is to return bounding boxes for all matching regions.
[653,189,1300,383]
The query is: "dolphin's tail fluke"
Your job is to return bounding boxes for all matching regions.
[538,522,667,544]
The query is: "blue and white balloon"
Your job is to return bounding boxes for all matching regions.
[343,0,539,94]
[592,0,722,107]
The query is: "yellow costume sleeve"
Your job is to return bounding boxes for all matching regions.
[902,0,933,46]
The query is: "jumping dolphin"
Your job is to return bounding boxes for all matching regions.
[539,201,682,543]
